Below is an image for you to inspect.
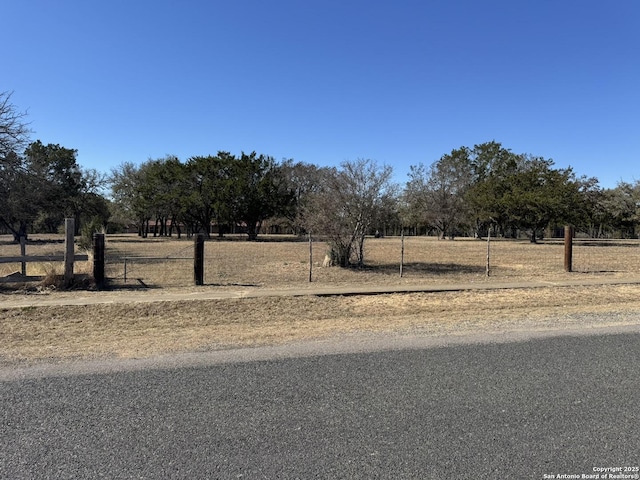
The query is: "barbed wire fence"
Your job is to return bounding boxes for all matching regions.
[7,229,635,290]
[4,228,639,292]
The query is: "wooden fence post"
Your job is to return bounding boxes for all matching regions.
[564,225,573,272]
[93,233,105,289]
[194,234,204,286]
[20,235,27,276]
[400,229,405,278]
[486,225,491,277]
[308,232,313,283]
[64,218,75,288]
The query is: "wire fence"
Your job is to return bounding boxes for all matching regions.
[105,239,195,287]
[3,233,639,290]
[97,234,640,289]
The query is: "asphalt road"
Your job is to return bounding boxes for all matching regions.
[1,330,639,479]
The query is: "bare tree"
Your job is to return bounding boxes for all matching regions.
[303,159,395,267]
[279,159,334,234]
[0,91,31,158]
[405,149,474,240]
[0,92,32,239]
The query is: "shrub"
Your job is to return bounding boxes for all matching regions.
[79,216,106,250]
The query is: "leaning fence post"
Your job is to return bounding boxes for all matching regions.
[194,234,205,286]
[64,218,75,288]
[564,225,573,272]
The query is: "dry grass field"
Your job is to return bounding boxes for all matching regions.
[2,233,640,364]
[2,233,640,288]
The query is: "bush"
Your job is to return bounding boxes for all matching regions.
[79,216,106,250]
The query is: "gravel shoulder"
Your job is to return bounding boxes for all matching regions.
[2,313,640,381]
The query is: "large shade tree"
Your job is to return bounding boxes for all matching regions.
[183,152,236,238]
[1,138,97,239]
[229,152,295,241]
[465,141,522,237]
[405,141,599,242]
[110,157,188,237]
[109,161,147,235]
[465,143,588,241]
[24,140,84,233]
[141,156,186,237]
[498,156,584,242]
[110,152,295,240]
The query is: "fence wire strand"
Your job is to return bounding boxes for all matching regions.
[7,233,636,289]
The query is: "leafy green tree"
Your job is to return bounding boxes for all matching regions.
[184,152,236,238]
[229,152,295,241]
[2,94,110,240]
[159,156,188,237]
[24,140,84,233]
[79,193,111,232]
[0,154,38,241]
[466,142,521,237]
[465,144,588,242]
[499,157,582,242]
[136,156,187,237]
[563,175,601,237]
[1,140,91,239]
[109,162,152,236]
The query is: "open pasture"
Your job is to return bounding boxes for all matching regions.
[100,234,640,288]
[3,233,640,363]
[2,233,640,289]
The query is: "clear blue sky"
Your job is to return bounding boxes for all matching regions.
[5,0,639,189]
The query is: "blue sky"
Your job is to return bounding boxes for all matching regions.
[4,0,639,189]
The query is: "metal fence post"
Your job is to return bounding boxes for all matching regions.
[194,234,205,285]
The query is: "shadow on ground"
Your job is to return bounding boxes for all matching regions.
[350,262,486,276]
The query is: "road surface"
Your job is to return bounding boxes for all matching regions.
[1,327,639,479]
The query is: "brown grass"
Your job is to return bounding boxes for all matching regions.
[96,234,640,288]
[3,233,640,288]
[2,233,640,364]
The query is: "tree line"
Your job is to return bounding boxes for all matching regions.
[63,145,640,266]
[109,152,293,241]
[3,90,640,267]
